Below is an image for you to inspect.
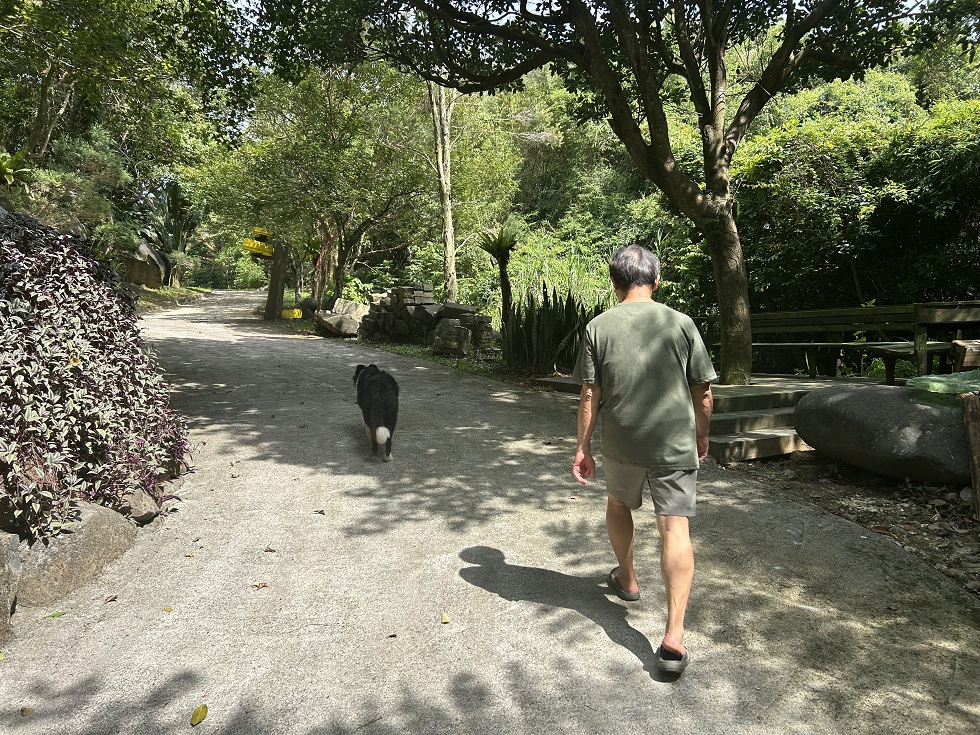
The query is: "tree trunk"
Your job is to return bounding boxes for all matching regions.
[499,255,513,328]
[702,210,753,385]
[264,242,288,321]
[314,221,334,306]
[26,62,72,162]
[333,238,352,300]
[428,82,457,303]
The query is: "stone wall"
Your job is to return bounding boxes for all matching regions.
[359,283,498,356]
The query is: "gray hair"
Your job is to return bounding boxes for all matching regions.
[609,244,661,290]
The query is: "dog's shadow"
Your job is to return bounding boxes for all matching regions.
[458,546,678,682]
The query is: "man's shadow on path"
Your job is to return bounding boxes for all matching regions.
[458,546,679,683]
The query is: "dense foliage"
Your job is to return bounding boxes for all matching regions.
[0,213,189,540]
[1,2,978,383]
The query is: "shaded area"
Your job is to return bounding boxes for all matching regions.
[0,290,960,735]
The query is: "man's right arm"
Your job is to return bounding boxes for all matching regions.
[690,382,713,461]
[573,382,601,485]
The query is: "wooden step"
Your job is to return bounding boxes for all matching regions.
[712,389,811,413]
[710,406,796,434]
[709,428,812,463]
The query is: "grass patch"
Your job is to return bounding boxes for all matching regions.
[284,318,319,335]
[137,286,211,312]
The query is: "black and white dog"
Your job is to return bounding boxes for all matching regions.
[353,364,399,461]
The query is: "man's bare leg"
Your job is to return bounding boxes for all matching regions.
[606,495,638,594]
[657,514,693,655]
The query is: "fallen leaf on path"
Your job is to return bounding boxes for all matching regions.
[231,472,240,478]
[185,553,195,557]
[0,652,5,661]
[163,607,173,613]
[43,611,65,619]
[251,582,268,590]
[20,707,32,717]
[387,634,397,639]
[104,595,118,603]
[441,612,451,624]
[264,546,276,553]
[313,509,325,515]
[192,537,201,542]
[190,704,208,726]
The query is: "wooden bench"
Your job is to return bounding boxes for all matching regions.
[952,340,980,372]
[914,302,980,374]
[695,303,980,382]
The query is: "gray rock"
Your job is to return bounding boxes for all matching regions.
[120,488,160,525]
[438,302,477,319]
[330,298,369,319]
[298,297,319,318]
[433,318,472,357]
[17,502,136,607]
[1,534,21,644]
[314,312,361,337]
[794,385,971,485]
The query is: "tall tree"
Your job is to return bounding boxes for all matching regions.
[0,0,250,162]
[428,81,459,303]
[257,0,946,384]
[187,65,430,301]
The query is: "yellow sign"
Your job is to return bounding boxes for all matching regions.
[242,238,274,257]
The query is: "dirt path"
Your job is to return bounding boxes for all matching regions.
[1,290,979,734]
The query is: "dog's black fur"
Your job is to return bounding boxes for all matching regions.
[353,364,399,461]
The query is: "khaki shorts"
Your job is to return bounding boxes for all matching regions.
[603,456,697,516]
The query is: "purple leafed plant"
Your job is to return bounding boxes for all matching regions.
[0,213,189,541]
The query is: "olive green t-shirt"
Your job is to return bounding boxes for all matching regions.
[573,301,716,471]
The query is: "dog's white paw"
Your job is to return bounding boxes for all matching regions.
[383,453,393,462]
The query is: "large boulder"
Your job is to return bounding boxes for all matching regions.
[794,385,971,485]
[17,502,136,607]
[331,298,369,320]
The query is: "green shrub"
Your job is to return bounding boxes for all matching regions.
[234,254,268,289]
[0,213,189,540]
[502,285,604,374]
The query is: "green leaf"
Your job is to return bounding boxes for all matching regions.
[190,704,208,726]
[43,611,65,619]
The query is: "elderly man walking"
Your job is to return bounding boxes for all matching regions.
[572,244,715,675]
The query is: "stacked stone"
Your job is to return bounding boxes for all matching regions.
[360,283,437,341]
[458,314,494,351]
[358,284,495,357]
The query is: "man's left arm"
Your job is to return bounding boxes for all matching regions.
[690,382,713,462]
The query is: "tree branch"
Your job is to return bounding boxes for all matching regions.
[724,0,844,158]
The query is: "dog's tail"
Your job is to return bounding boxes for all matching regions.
[375,427,391,445]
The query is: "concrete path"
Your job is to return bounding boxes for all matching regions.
[2,290,979,734]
